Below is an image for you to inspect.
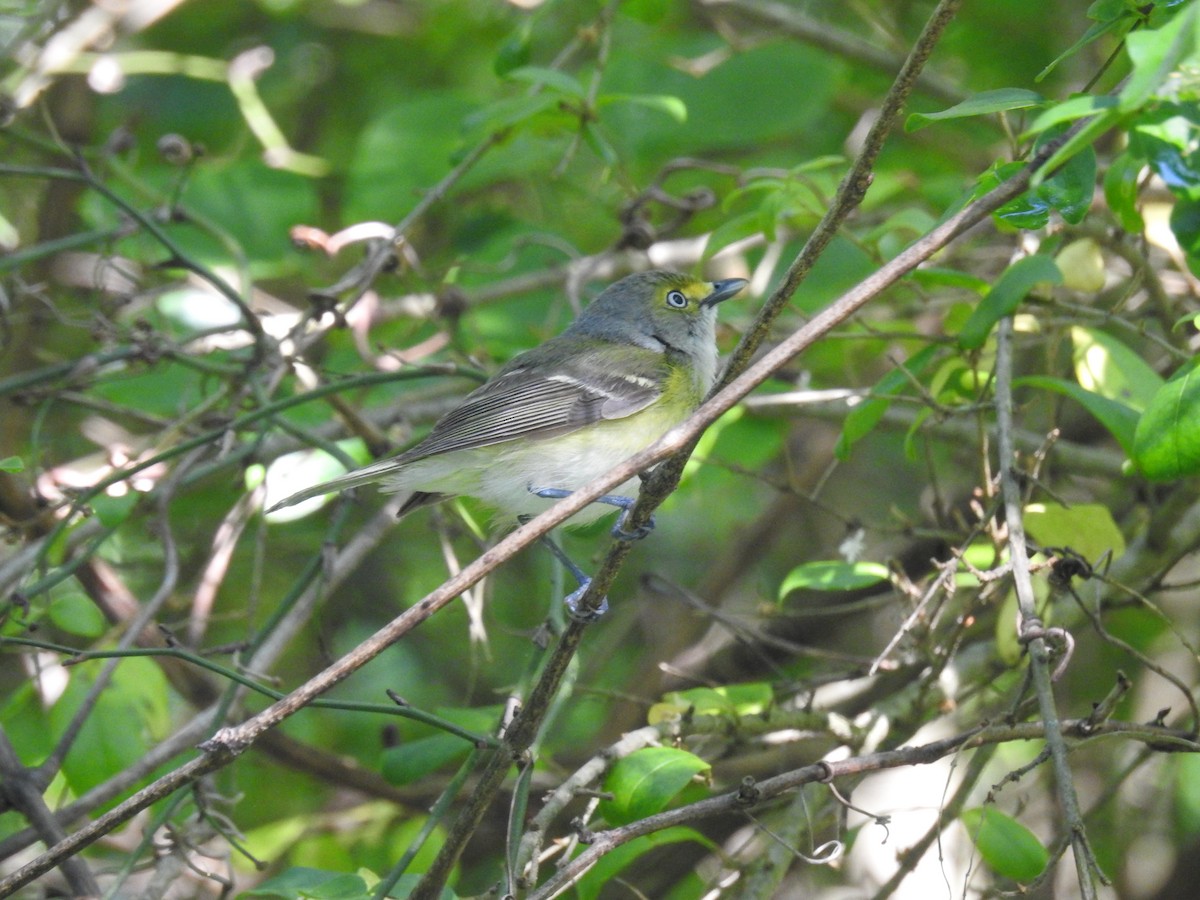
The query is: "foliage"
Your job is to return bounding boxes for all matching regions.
[2,0,1200,898]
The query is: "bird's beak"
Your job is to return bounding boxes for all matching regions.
[701,278,749,308]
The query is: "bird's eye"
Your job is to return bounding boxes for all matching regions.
[665,290,688,309]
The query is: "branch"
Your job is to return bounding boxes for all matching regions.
[994,315,1104,896]
[528,717,1196,898]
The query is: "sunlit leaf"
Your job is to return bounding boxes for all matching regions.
[779,561,890,598]
[1070,326,1164,410]
[600,748,710,826]
[1133,356,1200,480]
[599,92,688,123]
[1024,502,1127,563]
[1120,2,1200,112]
[1017,375,1140,455]
[906,89,1043,131]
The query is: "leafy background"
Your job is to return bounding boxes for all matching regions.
[2,0,1200,898]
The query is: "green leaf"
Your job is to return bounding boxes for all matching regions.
[0,455,23,472]
[599,92,687,123]
[906,89,1043,131]
[1036,1,1132,82]
[600,747,710,826]
[242,867,371,899]
[1017,375,1140,455]
[958,255,1062,349]
[462,93,561,134]
[573,828,712,900]
[651,683,773,724]
[1071,326,1164,411]
[961,807,1049,882]
[1103,151,1146,233]
[1024,502,1127,563]
[581,122,619,167]
[493,21,532,77]
[778,561,890,598]
[89,493,139,529]
[381,733,473,785]
[1024,94,1119,137]
[703,210,766,261]
[1133,357,1200,480]
[619,0,673,23]
[1171,197,1200,263]
[48,593,108,639]
[504,65,586,98]
[835,344,941,459]
[1039,145,1097,224]
[51,658,170,795]
[1120,3,1200,113]
[380,705,500,785]
[1029,111,1119,193]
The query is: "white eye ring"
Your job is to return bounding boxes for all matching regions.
[666,290,688,309]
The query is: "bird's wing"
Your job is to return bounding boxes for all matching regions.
[266,342,666,512]
[403,342,667,460]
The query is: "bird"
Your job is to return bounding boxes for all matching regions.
[270,269,747,529]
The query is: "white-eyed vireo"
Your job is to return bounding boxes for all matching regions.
[272,270,747,528]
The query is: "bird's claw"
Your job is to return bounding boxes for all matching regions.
[564,578,609,622]
[612,510,655,541]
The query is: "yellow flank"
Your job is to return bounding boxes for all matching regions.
[391,361,700,525]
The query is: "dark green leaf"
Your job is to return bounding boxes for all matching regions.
[493,21,532,77]
[381,733,473,785]
[0,455,22,472]
[1133,357,1200,480]
[906,89,1043,132]
[1103,151,1146,232]
[961,807,1049,882]
[958,255,1062,349]
[242,867,371,899]
[573,828,713,900]
[1036,0,1132,81]
[1170,197,1200,263]
[504,65,586,98]
[836,344,941,459]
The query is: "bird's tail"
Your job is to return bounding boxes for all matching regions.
[266,457,404,513]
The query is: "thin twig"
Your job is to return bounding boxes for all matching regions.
[526,717,1195,899]
[994,315,1104,896]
